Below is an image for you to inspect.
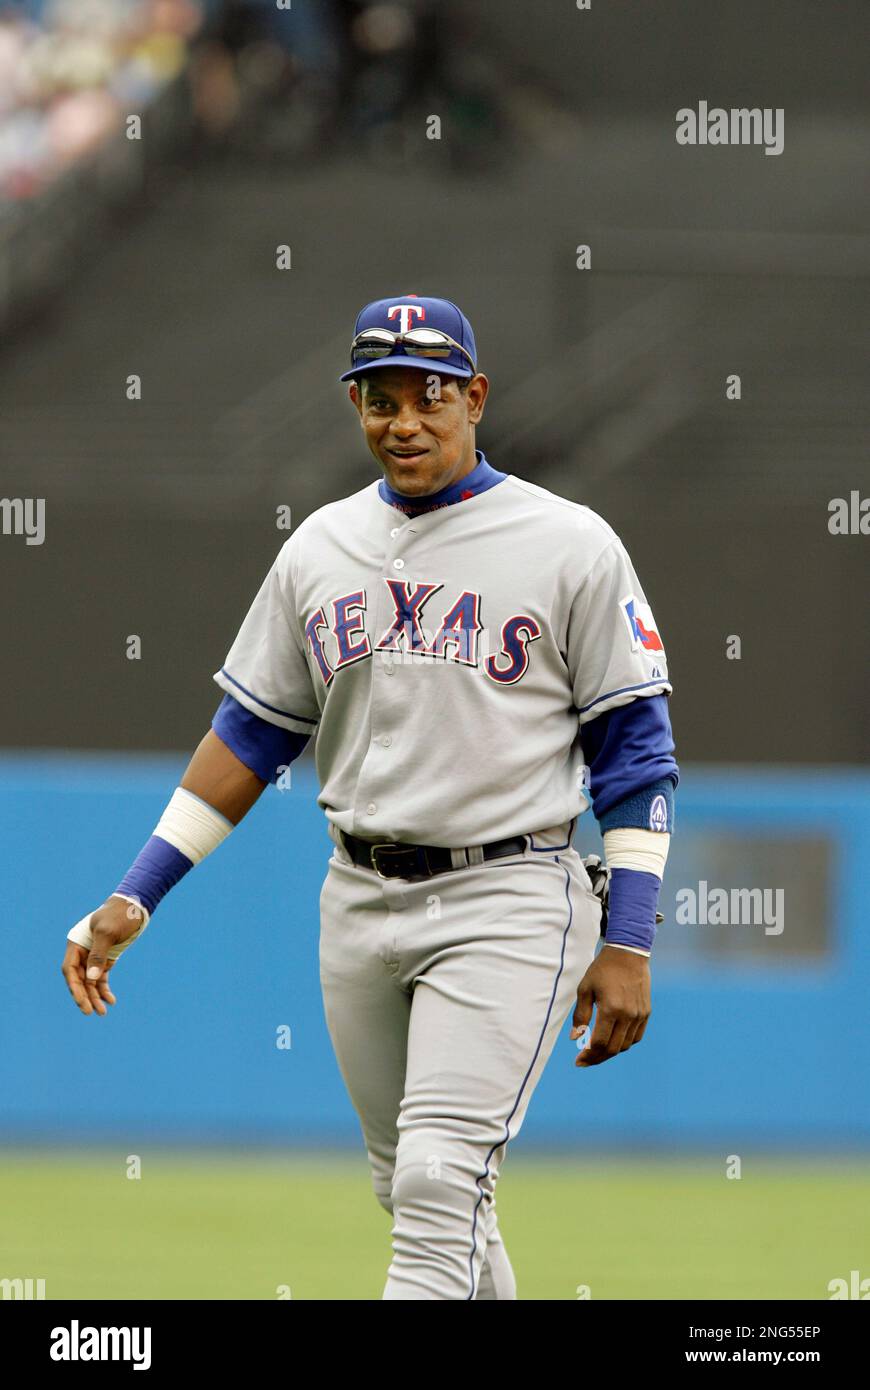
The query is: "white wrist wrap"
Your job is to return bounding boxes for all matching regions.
[603,827,670,880]
[66,788,232,962]
[67,895,150,959]
[154,787,233,864]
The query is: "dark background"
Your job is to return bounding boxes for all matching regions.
[1,0,867,762]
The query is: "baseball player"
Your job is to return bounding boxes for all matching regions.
[62,294,679,1301]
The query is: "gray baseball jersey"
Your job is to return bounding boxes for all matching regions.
[213,473,671,847]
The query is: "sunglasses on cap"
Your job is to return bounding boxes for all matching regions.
[349,327,476,371]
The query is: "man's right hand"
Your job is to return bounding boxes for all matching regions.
[61,896,144,1017]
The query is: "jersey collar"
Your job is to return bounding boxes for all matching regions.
[378,449,506,518]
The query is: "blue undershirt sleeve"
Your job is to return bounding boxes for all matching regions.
[212,694,311,785]
[583,695,678,952]
[581,694,679,825]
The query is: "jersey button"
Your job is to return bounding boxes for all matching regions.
[390,527,400,538]
[382,734,392,747]
[392,558,405,569]
[366,802,377,815]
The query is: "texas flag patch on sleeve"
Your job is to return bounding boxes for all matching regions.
[620,594,664,653]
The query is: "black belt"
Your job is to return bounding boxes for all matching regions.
[340,831,529,880]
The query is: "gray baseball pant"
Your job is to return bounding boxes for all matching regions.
[318,821,602,1300]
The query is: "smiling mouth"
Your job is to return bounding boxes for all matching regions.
[386,447,429,459]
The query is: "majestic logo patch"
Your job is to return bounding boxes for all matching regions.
[620,595,664,653]
[649,794,669,832]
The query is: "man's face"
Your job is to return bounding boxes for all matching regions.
[349,367,489,497]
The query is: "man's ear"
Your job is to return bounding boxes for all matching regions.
[466,373,489,425]
[349,382,362,414]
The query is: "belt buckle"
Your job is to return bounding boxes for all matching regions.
[369,842,430,879]
[369,842,413,878]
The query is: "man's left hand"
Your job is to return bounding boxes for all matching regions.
[571,945,651,1068]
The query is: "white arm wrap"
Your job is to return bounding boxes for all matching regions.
[154,787,234,863]
[602,827,670,879]
[600,829,670,958]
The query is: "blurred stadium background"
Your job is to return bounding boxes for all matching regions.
[0,0,868,1299]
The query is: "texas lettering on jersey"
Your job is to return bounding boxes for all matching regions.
[304,579,542,686]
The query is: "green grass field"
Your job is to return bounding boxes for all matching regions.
[1,1151,866,1300]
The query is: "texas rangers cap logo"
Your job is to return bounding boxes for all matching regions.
[620,594,664,653]
[387,302,425,334]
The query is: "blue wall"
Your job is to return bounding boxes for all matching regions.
[2,755,868,1149]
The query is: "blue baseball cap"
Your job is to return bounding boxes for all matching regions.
[339,294,477,382]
